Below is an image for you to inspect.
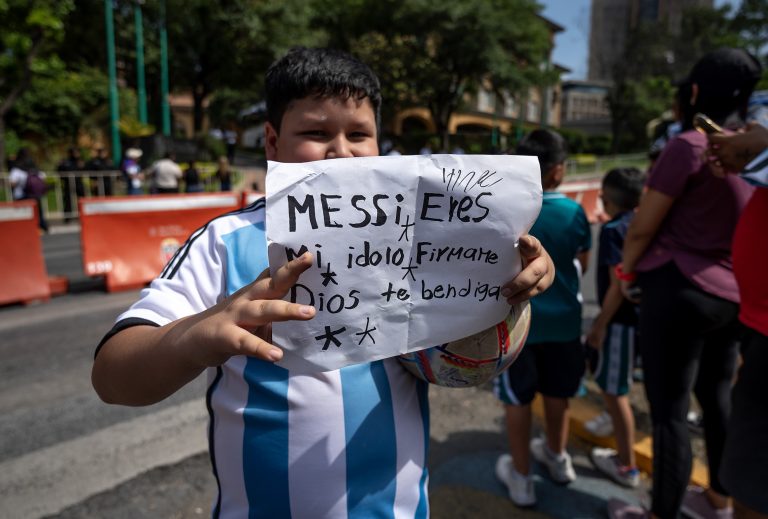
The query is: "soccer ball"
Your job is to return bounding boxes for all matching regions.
[398,301,530,387]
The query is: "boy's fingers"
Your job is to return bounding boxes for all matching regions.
[269,252,314,294]
[236,299,315,328]
[245,252,314,300]
[231,328,284,362]
[501,254,551,305]
[518,234,542,263]
[501,235,555,305]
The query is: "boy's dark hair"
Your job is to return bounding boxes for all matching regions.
[602,167,646,211]
[265,47,382,132]
[515,129,568,177]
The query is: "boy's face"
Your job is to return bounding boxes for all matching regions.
[265,96,379,163]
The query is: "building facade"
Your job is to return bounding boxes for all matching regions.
[559,80,612,136]
[588,0,714,82]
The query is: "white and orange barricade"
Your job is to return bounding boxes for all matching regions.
[79,193,241,292]
[559,179,605,223]
[0,201,51,305]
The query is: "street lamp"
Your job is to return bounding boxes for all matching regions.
[105,0,121,166]
[159,0,171,136]
[134,0,148,124]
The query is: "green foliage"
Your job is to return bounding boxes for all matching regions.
[558,128,588,154]
[8,67,109,140]
[159,0,325,132]
[606,4,750,152]
[1,128,33,160]
[730,0,768,61]
[609,75,675,152]
[208,88,257,129]
[0,0,76,166]
[319,0,552,149]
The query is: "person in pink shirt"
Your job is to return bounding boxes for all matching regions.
[610,48,762,519]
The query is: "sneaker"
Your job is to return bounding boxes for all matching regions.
[681,486,733,519]
[585,411,614,437]
[495,454,536,507]
[607,498,649,519]
[589,447,640,488]
[686,411,704,435]
[530,437,576,484]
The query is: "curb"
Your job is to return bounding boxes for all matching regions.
[532,393,709,487]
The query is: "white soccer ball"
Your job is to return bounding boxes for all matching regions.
[398,301,530,387]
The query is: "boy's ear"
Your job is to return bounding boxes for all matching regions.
[265,122,279,161]
[551,162,565,184]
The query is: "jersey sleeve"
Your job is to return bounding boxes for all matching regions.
[114,222,227,326]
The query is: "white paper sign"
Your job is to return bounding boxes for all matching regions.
[266,154,541,372]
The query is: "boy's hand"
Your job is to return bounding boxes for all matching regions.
[502,234,555,305]
[178,253,316,367]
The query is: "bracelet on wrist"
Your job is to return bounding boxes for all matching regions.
[614,263,637,282]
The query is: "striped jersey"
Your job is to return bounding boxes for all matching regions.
[102,199,431,519]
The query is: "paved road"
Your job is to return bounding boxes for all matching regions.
[0,226,650,518]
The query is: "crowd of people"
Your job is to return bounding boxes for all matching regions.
[114,147,238,196]
[491,47,766,519]
[85,45,768,519]
[4,41,763,519]
[4,145,238,231]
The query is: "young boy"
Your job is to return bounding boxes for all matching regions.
[494,129,591,507]
[92,47,554,518]
[585,167,645,489]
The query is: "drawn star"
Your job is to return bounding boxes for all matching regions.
[355,317,377,345]
[401,257,419,281]
[398,214,415,243]
[320,263,338,286]
[315,325,346,350]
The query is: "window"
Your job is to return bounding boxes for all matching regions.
[527,100,539,121]
[477,89,495,113]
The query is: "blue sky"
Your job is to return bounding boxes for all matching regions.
[539,0,741,79]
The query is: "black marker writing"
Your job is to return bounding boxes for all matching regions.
[442,168,503,192]
[419,192,492,223]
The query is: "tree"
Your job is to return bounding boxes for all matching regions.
[730,0,768,61]
[607,5,743,152]
[0,0,75,168]
[315,0,554,151]
[161,0,324,134]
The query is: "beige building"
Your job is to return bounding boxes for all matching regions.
[168,93,210,138]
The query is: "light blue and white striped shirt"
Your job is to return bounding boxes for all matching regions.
[114,199,431,519]
[742,147,768,188]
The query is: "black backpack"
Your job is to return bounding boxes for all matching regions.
[24,171,47,199]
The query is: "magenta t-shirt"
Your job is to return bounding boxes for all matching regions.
[637,130,754,302]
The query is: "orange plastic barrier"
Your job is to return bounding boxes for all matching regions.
[559,180,604,223]
[79,193,241,292]
[0,201,51,305]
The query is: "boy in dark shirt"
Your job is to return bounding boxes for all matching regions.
[586,167,645,488]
